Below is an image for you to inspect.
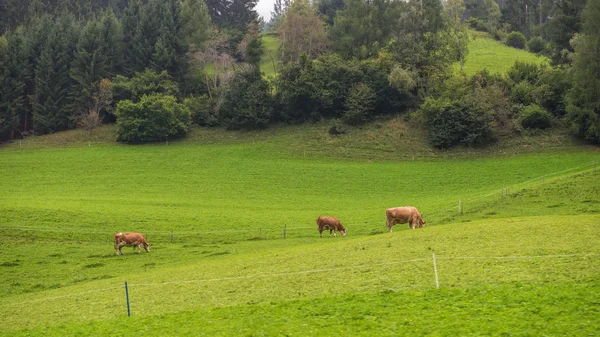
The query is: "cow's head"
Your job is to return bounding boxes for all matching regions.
[144,243,150,252]
[340,228,347,237]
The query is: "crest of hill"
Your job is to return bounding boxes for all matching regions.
[1,118,590,161]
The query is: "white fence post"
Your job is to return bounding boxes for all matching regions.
[432,252,439,289]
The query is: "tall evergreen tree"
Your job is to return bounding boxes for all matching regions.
[566,0,600,143]
[99,8,124,76]
[32,14,79,134]
[68,19,108,120]
[151,0,189,80]
[0,28,31,140]
[543,0,587,65]
[181,0,212,51]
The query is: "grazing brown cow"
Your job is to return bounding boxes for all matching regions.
[385,206,426,232]
[114,232,150,255]
[316,216,347,238]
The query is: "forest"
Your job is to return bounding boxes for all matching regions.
[0,0,598,147]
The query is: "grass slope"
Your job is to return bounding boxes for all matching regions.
[454,31,549,75]
[1,125,599,335]
[260,33,280,78]
[2,212,599,335]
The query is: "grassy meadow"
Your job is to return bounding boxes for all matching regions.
[454,31,549,75]
[1,122,600,335]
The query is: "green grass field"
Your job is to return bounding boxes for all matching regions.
[1,123,599,335]
[260,33,280,78]
[454,31,549,75]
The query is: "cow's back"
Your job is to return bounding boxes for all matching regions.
[387,207,412,221]
[317,216,340,228]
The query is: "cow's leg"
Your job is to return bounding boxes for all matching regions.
[319,230,323,238]
[333,229,337,237]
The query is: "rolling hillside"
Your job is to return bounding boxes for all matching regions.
[1,124,599,335]
[454,31,549,75]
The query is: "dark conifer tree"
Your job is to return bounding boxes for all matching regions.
[32,14,79,134]
[68,19,108,120]
[0,29,31,140]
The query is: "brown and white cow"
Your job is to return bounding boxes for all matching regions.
[316,216,347,238]
[114,232,150,255]
[385,206,426,232]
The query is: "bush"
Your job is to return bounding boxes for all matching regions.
[112,69,180,103]
[505,31,526,49]
[420,97,495,149]
[531,67,570,116]
[565,104,600,143]
[184,95,219,127]
[490,27,506,41]
[510,81,534,105]
[519,104,552,129]
[220,71,273,130]
[528,36,547,54]
[342,83,376,125]
[115,94,191,143]
[466,17,487,32]
[507,61,540,84]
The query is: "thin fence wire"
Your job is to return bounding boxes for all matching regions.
[0,161,597,243]
[2,252,596,308]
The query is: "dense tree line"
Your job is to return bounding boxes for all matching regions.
[1,0,598,146]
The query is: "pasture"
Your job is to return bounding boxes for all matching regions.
[1,124,599,336]
[454,31,549,75]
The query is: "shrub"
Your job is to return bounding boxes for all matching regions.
[220,71,273,130]
[466,17,487,32]
[510,81,534,105]
[490,27,506,41]
[184,95,219,127]
[505,31,526,49]
[420,97,495,149]
[528,36,547,54]
[112,69,180,103]
[531,67,570,116]
[507,61,540,84]
[342,83,376,125]
[519,104,552,129]
[115,94,191,143]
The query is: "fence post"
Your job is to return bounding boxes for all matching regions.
[432,252,439,289]
[19,140,22,147]
[125,281,131,317]
[283,224,287,239]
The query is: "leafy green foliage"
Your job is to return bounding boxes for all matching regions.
[184,94,219,127]
[505,31,526,49]
[528,36,547,54]
[342,83,376,125]
[566,0,600,143]
[531,67,571,116]
[420,97,495,149]
[115,93,191,142]
[219,71,273,130]
[112,69,180,103]
[511,81,534,105]
[519,104,552,129]
[275,54,406,124]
